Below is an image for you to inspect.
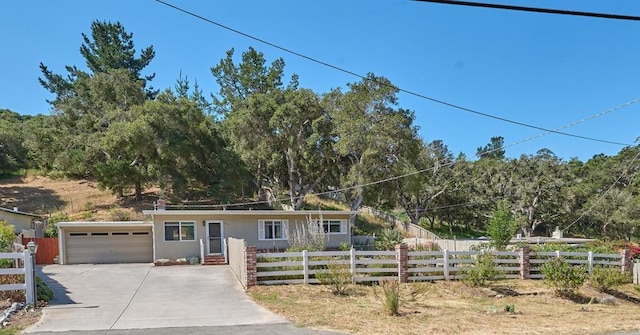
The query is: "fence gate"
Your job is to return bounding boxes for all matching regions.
[23,238,59,265]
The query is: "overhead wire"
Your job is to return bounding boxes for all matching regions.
[413,0,640,21]
[153,0,633,147]
[152,0,640,223]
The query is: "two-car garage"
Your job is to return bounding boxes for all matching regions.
[57,222,153,264]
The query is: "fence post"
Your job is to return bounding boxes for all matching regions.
[634,261,639,284]
[555,250,561,259]
[587,251,594,274]
[620,248,631,273]
[350,248,356,284]
[24,250,35,305]
[396,243,408,283]
[519,245,530,280]
[244,246,257,288]
[443,249,449,281]
[302,250,309,284]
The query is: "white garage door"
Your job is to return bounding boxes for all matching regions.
[65,229,153,264]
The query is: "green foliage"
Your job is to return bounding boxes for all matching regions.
[504,303,515,314]
[316,262,352,296]
[463,253,502,287]
[339,241,351,251]
[589,266,632,291]
[540,258,586,296]
[0,221,16,252]
[374,229,403,251]
[476,136,505,160]
[488,200,517,250]
[327,73,420,213]
[45,214,70,238]
[0,109,27,175]
[36,276,54,302]
[374,280,401,316]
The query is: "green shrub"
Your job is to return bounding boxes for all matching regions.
[463,253,501,287]
[338,241,351,251]
[487,200,517,251]
[36,276,54,302]
[374,229,403,251]
[589,266,632,291]
[0,220,16,252]
[45,214,70,238]
[375,279,401,316]
[540,258,586,296]
[316,262,352,295]
[504,303,515,314]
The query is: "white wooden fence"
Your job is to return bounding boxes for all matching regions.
[257,250,398,285]
[0,250,35,305]
[256,249,623,285]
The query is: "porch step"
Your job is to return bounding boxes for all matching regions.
[203,255,226,265]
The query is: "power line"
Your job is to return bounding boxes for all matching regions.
[153,0,632,147]
[413,0,640,21]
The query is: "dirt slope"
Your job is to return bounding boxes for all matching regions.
[0,175,158,221]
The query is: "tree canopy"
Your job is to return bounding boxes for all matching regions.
[2,21,638,242]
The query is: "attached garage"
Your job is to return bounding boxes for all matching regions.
[58,222,153,264]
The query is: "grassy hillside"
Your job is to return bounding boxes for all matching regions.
[0,175,158,221]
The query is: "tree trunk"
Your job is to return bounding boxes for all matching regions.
[135,178,142,201]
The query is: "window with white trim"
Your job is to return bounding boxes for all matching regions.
[322,219,346,234]
[258,220,288,240]
[164,221,195,241]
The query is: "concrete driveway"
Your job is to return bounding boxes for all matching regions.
[25,264,288,332]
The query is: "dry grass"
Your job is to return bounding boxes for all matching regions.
[249,280,640,335]
[0,175,158,221]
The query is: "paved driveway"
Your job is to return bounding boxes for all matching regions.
[25,264,288,332]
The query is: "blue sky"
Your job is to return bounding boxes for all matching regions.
[2,0,639,162]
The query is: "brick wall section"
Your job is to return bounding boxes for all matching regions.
[396,243,408,283]
[519,245,530,280]
[245,246,258,288]
[620,248,632,273]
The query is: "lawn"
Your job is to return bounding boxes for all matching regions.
[249,280,640,335]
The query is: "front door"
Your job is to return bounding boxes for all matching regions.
[207,221,223,254]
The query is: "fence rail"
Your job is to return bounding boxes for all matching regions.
[254,248,625,286]
[257,249,398,285]
[0,251,35,305]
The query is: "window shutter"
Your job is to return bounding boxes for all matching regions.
[340,220,346,234]
[283,220,289,239]
[258,221,265,240]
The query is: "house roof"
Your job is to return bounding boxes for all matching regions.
[56,221,152,228]
[0,207,42,219]
[142,209,358,216]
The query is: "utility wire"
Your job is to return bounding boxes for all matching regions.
[413,0,640,21]
[161,96,640,210]
[154,0,632,147]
